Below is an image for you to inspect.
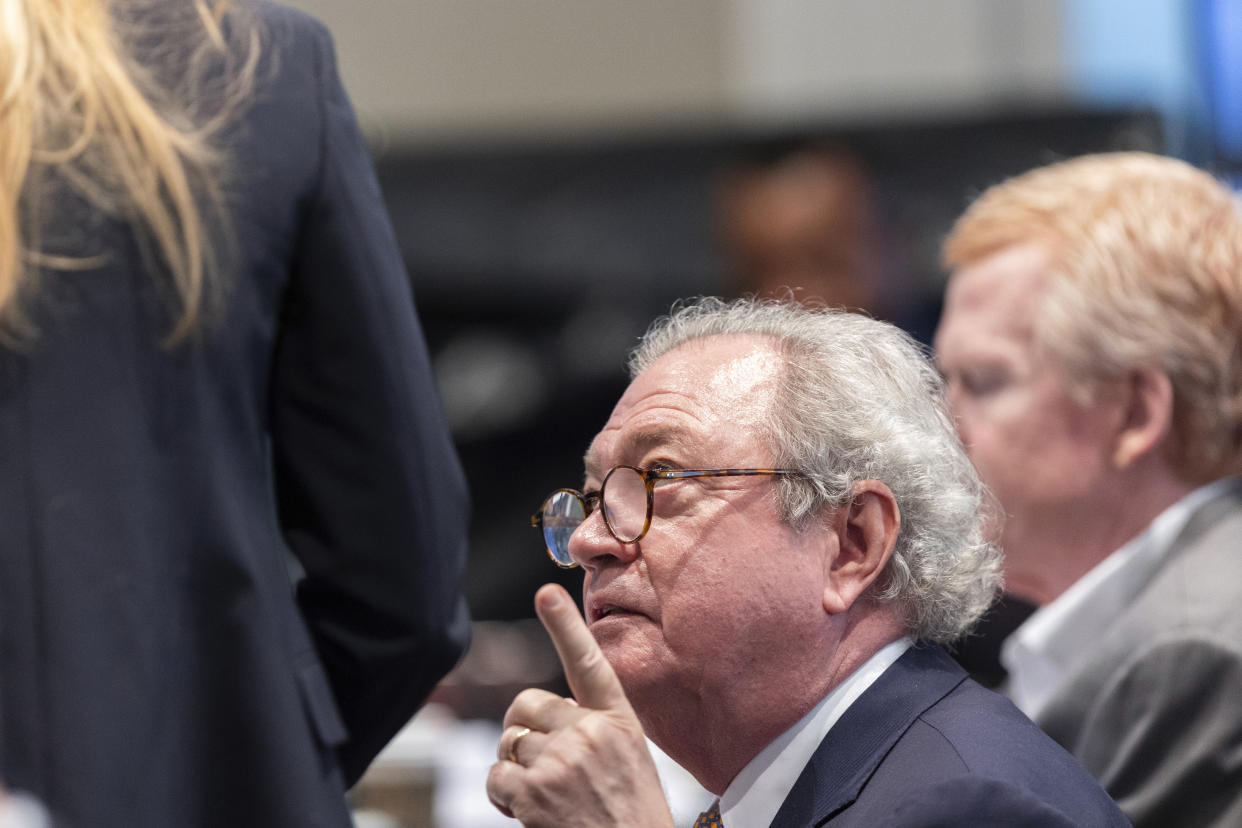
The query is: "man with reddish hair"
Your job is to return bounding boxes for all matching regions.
[936,152,1242,827]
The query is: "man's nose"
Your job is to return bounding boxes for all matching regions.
[568,508,640,569]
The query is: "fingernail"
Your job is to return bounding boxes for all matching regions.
[543,586,564,609]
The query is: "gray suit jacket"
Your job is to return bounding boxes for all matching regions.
[1037,479,1242,827]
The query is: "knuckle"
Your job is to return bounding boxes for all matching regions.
[485,761,510,799]
[513,687,545,707]
[573,710,616,751]
[536,693,568,719]
[505,688,550,725]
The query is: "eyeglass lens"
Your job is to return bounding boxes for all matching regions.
[539,466,651,565]
[601,466,649,542]
[541,490,585,566]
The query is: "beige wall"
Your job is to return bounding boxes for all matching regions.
[282,0,1066,143]
[729,0,1066,119]
[281,0,730,141]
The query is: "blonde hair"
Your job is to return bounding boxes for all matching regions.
[944,152,1242,481]
[0,0,258,346]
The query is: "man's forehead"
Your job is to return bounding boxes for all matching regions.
[646,335,783,398]
[946,243,1050,313]
[940,246,1049,354]
[583,336,782,474]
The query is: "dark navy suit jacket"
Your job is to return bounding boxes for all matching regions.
[0,3,469,826]
[771,646,1130,827]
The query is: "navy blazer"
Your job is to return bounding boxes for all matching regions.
[772,646,1129,827]
[0,3,469,826]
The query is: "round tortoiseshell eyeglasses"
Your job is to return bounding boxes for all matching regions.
[530,464,798,567]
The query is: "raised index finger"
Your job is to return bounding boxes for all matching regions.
[534,583,632,713]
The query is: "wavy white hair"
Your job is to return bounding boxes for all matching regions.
[629,296,1001,644]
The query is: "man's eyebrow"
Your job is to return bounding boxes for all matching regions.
[583,446,602,483]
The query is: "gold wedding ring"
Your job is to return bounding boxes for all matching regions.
[507,726,532,764]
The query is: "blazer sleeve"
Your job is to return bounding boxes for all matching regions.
[883,776,1086,828]
[267,17,470,786]
[1071,635,1242,828]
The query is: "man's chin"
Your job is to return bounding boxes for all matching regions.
[593,621,641,664]
[595,631,663,693]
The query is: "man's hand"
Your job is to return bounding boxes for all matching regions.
[486,583,676,828]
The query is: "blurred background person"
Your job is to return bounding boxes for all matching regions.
[716,145,884,312]
[714,143,946,344]
[0,1,469,826]
[935,151,1242,827]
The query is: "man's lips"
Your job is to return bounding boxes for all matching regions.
[592,604,639,622]
[586,596,649,624]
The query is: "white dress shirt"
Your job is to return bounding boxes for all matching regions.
[1001,478,1236,719]
[718,637,912,828]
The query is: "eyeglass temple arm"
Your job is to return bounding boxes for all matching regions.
[653,468,799,479]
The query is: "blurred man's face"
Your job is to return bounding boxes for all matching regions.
[568,335,832,736]
[935,243,1125,604]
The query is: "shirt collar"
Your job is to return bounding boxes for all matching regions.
[719,637,912,828]
[1002,477,1236,718]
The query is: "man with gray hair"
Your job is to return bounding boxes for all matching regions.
[936,151,1242,827]
[487,297,1126,826]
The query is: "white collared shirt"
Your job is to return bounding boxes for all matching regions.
[1001,478,1236,719]
[718,637,912,828]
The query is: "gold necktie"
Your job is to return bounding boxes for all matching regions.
[692,800,723,828]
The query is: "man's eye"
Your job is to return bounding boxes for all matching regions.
[961,368,1008,397]
[648,462,693,483]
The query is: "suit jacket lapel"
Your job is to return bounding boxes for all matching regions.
[769,646,967,828]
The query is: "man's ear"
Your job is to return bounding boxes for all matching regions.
[823,480,900,615]
[1113,368,1173,469]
